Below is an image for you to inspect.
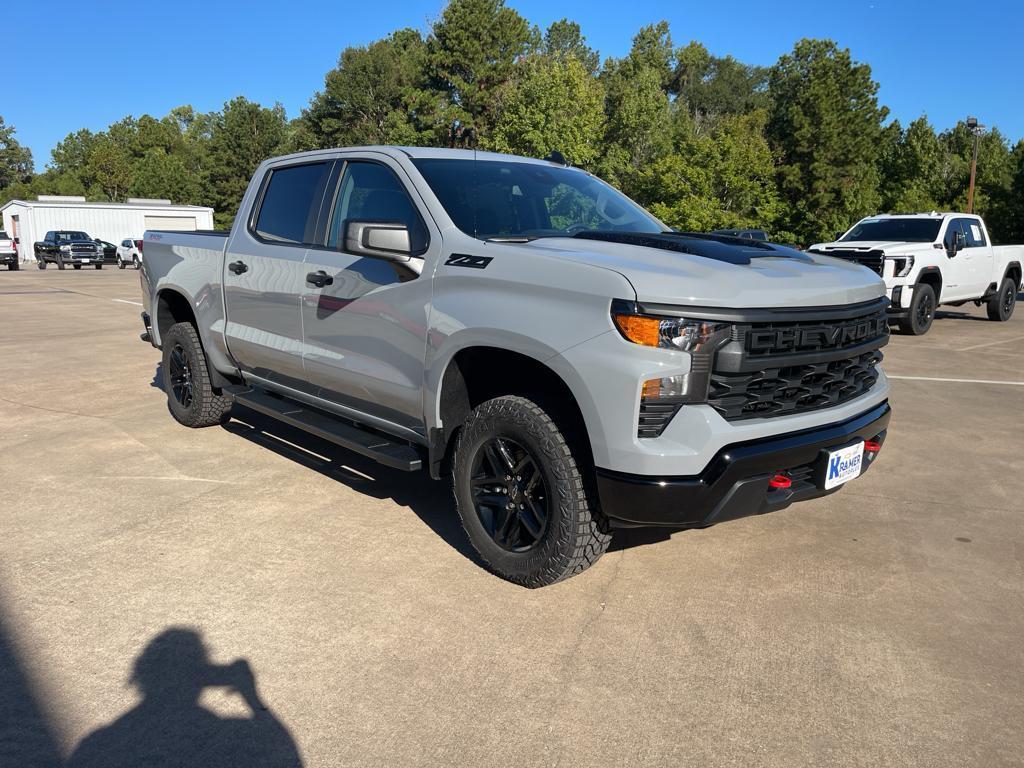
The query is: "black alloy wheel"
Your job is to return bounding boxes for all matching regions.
[916,290,933,328]
[470,436,549,552]
[168,343,194,408]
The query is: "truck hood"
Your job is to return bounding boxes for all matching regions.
[529,232,885,307]
[810,240,923,255]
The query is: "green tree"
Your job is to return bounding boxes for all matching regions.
[0,117,34,191]
[486,55,605,165]
[207,97,287,227]
[86,137,133,201]
[427,0,533,140]
[542,19,599,73]
[767,39,888,244]
[673,42,769,129]
[599,23,676,190]
[877,117,944,213]
[300,29,435,150]
[633,110,779,231]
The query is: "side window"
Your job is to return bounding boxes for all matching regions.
[957,218,987,247]
[252,162,331,245]
[943,219,963,251]
[326,161,428,255]
[45,231,54,242]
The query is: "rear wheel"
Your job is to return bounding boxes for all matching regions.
[161,322,233,428]
[8,261,18,271]
[986,277,1017,321]
[95,263,103,270]
[452,395,610,587]
[897,283,935,335]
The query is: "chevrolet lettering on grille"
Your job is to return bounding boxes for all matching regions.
[746,315,888,355]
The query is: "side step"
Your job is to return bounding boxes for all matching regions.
[229,387,423,471]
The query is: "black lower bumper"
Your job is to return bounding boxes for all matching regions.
[595,401,891,528]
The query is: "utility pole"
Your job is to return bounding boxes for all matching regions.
[966,116,984,214]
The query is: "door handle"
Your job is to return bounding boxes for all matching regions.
[306,270,333,288]
[228,260,248,275]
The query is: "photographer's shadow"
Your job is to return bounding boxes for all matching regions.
[67,628,302,767]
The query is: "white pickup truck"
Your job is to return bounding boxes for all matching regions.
[810,213,1023,335]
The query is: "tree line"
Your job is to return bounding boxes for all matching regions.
[1,0,1022,243]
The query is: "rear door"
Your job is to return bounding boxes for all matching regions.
[222,159,335,391]
[299,156,436,435]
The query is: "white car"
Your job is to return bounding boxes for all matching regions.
[116,238,143,269]
[810,213,1023,335]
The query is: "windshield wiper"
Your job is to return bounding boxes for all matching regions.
[484,236,534,243]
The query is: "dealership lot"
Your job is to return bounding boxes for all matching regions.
[1,269,1022,767]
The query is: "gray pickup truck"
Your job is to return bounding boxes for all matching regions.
[140,147,892,586]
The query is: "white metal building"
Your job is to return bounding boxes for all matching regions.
[1,196,215,261]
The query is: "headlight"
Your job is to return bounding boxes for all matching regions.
[886,254,914,277]
[59,244,71,252]
[611,300,732,434]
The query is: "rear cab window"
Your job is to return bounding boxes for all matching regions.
[251,162,332,245]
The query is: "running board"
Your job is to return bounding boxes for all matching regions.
[228,387,423,471]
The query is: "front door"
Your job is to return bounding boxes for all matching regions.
[939,219,974,301]
[955,217,993,297]
[300,158,435,434]
[223,159,334,391]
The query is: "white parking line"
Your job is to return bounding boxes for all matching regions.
[888,374,1024,387]
[112,298,143,306]
[960,335,1024,352]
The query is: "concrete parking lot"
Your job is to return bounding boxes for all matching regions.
[1,267,1022,767]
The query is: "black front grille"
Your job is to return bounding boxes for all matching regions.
[708,350,882,421]
[71,244,96,253]
[811,248,884,275]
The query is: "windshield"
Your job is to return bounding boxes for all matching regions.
[412,158,663,240]
[56,231,90,242]
[841,218,941,243]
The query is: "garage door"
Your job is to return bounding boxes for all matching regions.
[144,216,198,231]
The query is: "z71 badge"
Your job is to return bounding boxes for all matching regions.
[445,254,492,269]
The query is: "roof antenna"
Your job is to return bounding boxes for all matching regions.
[544,150,568,166]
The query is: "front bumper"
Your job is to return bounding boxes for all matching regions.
[595,401,890,528]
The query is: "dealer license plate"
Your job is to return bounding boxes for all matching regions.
[79,258,90,263]
[823,442,864,490]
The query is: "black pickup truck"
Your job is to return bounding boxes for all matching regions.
[34,230,104,269]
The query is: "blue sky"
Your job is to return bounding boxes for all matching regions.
[7,0,1023,170]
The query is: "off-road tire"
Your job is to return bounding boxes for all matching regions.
[452,395,611,587]
[161,322,232,428]
[897,283,935,335]
[986,277,1017,321]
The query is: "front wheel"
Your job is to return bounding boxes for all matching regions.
[95,263,103,270]
[117,258,126,269]
[986,278,1017,321]
[133,256,141,270]
[37,258,46,270]
[452,395,610,587]
[57,256,66,270]
[897,283,935,335]
[161,322,233,428]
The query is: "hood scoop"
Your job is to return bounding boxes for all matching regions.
[572,231,809,266]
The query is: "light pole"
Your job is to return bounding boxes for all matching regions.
[966,116,984,214]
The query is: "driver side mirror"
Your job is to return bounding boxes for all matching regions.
[343,221,411,262]
[949,231,966,255]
